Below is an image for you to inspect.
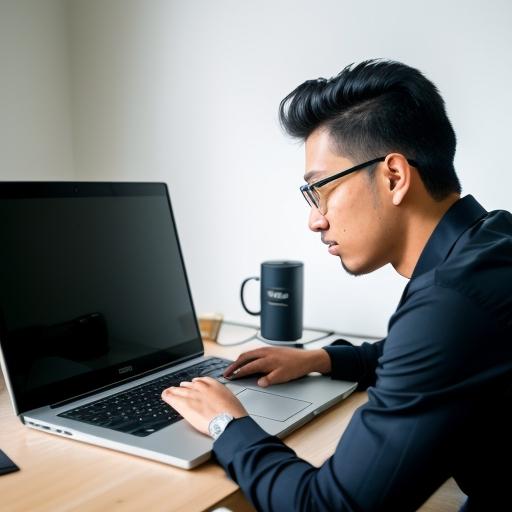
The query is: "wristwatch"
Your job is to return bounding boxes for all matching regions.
[208,412,235,440]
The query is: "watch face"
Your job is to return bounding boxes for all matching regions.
[209,413,234,440]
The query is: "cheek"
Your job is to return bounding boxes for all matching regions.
[328,186,359,227]
[340,194,376,235]
[336,200,383,253]
[328,181,380,239]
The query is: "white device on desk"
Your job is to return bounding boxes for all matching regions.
[0,182,356,469]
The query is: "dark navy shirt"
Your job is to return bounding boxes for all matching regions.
[213,195,512,511]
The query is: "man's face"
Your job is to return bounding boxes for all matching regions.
[304,128,397,276]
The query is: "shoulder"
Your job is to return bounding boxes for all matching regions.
[377,207,512,394]
[407,208,512,329]
[435,208,512,326]
[381,284,505,394]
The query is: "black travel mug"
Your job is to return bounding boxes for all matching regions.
[240,261,303,341]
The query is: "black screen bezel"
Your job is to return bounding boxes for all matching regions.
[0,181,204,413]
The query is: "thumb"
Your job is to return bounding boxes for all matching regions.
[257,369,280,388]
[257,376,269,387]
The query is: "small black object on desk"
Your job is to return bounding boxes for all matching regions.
[0,449,19,476]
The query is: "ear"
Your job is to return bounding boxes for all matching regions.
[383,153,412,206]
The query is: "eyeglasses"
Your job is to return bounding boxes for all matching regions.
[300,155,419,215]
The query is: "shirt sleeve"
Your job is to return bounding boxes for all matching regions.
[213,285,504,511]
[323,338,385,390]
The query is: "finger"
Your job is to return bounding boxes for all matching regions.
[164,386,192,398]
[179,381,194,388]
[224,349,268,376]
[193,376,224,389]
[161,389,187,410]
[224,358,256,377]
[257,368,283,388]
[191,376,214,386]
[161,386,175,398]
[229,359,267,380]
[199,376,218,384]
[161,387,179,404]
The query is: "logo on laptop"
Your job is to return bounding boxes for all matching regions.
[118,365,133,375]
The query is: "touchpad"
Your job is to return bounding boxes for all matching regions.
[236,389,312,422]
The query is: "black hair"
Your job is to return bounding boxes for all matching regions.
[279,59,461,200]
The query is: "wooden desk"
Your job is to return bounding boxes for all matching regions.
[0,338,466,511]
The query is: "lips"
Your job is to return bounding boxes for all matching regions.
[322,235,336,246]
[322,237,339,255]
[327,243,338,255]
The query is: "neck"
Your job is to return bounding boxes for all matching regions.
[392,193,460,278]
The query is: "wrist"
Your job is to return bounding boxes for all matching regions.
[208,412,234,440]
[312,348,331,374]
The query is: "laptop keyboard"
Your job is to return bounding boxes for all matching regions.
[58,357,232,437]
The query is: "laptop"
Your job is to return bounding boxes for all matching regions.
[0,182,356,469]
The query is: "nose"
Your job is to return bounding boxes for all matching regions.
[308,207,329,232]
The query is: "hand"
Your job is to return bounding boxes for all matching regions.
[161,377,248,436]
[223,347,331,387]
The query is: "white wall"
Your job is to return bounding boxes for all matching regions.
[0,0,74,179]
[67,0,512,337]
[4,0,511,337]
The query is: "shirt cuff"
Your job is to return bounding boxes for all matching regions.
[212,416,274,470]
[323,345,364,382]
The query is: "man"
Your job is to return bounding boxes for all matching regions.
[162,60,512,511]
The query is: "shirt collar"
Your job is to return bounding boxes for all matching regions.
[411,195,487,280]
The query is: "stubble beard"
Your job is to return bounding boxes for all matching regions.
[340,256,374,277]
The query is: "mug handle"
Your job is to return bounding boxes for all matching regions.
[240,276,260,315]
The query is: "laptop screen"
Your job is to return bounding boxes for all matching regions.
[0,182,203,413]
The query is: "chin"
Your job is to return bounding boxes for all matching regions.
[340,257,378,277]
